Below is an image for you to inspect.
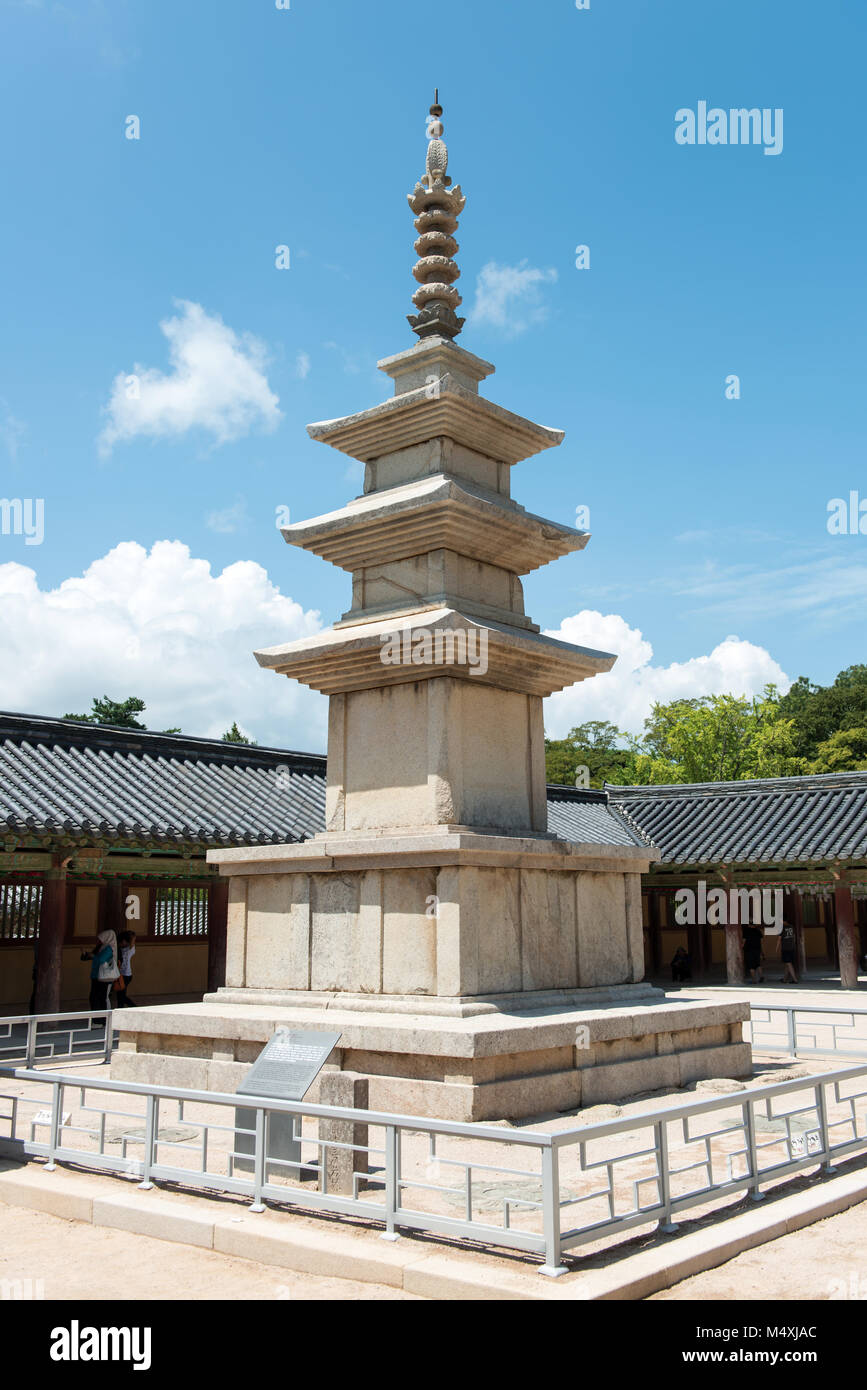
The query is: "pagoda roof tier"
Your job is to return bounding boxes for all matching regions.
[281,476,589,575]
[255,609,615,698]
[307,376,564,467]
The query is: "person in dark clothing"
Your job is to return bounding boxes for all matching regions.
[671,946,692,983]
[777,921,799,983]
[742,924,765,983]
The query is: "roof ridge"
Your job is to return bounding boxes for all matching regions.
[0,710,326,767]
[606,771,867,798]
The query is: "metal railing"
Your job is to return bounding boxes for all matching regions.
[747,1004,867,1060]
[0,1012,115,1068]
[2,1060,866,1275]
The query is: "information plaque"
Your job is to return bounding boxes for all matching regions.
[233,1028,342,1181]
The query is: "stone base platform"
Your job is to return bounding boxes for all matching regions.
[111,992,752,1122]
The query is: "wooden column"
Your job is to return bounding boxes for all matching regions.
[720,870,744,984]
[789,889,807,977]
[647,890,662,976]
[835,884,860,990]
[33,858,69,1014]
[725,922,745,985]
[207,877,230,994]
[101,878,125,936]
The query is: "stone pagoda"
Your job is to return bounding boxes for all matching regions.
[113,100,750,1118]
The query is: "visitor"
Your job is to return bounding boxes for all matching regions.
[115,930,137,1008]
[777,921,799,984]
[742,923,765,983]
[80,929,119,1019]
[671,945,692,984]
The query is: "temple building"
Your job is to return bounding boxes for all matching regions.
[0,711,324,1011]
[606,775,867,987]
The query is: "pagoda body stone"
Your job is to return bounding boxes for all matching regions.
[113,102,750,1119]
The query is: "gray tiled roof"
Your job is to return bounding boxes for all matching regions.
[546,786,651,848]
[0,712,647,852]
[0,713,327,848]
[606,774,867,866]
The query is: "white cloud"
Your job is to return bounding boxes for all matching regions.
[468,261,558,337]
[295,352,311,380]
[206,498,248,535]
[0,541,327,749]
[544,610,790,738]
[98,301,282,456]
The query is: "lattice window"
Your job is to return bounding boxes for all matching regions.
[0,881,43,942]
[153,885,209,938]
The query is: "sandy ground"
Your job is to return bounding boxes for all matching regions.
[651,1198,867,1301]
[0,1203,420,1301]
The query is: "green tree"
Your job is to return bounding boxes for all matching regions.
[65,696,148,730]
[222,722,256,745]
[809,727,867,773]
[626,688,805,785]
[779,665,867,760]
[545,720,633,787]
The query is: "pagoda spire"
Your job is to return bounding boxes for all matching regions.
[408,91,466,341]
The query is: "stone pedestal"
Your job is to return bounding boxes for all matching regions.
[113,996,750,1122]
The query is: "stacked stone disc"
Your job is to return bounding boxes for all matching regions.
[408,99,466,340]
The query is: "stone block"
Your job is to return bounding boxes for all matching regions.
[318,1073,369,1196]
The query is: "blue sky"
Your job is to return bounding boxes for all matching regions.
[0,0,864,748]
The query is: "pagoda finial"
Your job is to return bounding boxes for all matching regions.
[407,93,466,341]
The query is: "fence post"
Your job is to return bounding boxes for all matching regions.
[539,1143,568,1277]
[102,1012,113,1066]
[381,1124,400,1242]
[657,1120,678,1233]
[44,1081,62,1172]
[25,1017,37,1070]
[786,1007,797,1057]
[816,1083,836,1174]
[745,1098,766,1202]
[137,1094,158,1190]
[249,1107,266,1212]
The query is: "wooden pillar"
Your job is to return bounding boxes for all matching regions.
[101,878,125,936]
[789,889,807,977]
[719,871,745,984]
[647,889,662,976]
[835,884,860,990]
[33,859,69,1014]
[207,877,229,994]
[725,922,745,985]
